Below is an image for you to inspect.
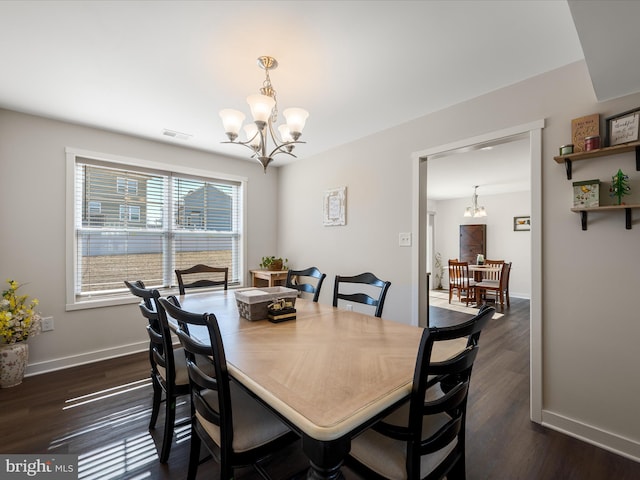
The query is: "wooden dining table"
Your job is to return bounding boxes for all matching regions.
[171,290,467,479]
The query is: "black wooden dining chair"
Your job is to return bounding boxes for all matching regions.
[347,304,495,480]
[124,280,190,464]
[332,272,391,318]
[285,266,326,302]
[157,296,299,480]
[175,264,229,294]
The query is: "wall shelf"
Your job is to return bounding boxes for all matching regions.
[570,204,640,230]
[554,141,640,179]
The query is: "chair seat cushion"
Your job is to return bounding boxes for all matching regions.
[197,382,292,453]
[350,401,457,480]
[156,347,190,386]
[476,280,499,288]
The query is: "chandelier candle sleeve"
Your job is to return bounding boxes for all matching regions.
[219,109,245,141]
[247,94,276,125]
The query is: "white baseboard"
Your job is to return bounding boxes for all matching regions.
[542,410,640,463]
[25,341,147,376]
[509,292,530,299]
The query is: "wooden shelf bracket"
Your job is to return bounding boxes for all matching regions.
[573,205,638,231]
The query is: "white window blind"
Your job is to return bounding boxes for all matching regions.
[72,156,242,301]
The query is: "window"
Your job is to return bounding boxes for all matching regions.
[117,177,138,195]
[66,149,245,309]
[88,201,102,214]
[119,205,141,222]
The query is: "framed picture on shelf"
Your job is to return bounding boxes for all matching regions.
[571,113,599,152]
[513,216,530,231]
[605,107,640,147]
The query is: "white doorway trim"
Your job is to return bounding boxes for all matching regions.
[411,119,544,423]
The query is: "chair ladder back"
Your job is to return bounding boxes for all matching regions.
[175,264,229,294]
[125,281,191,464]
[500,262,512,289]
[125,280,155,311]
[448,261,476,306]
[332,272,391,318]
[408,305,495,476]
[158,297,234,440]
[483,259,504,281]
[128,283,175,377]
[286,267,327,302]
[140,293,178,382]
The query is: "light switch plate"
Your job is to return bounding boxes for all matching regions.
[399,232,412,246]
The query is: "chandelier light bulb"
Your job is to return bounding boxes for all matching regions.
[219,109,245,141]
[243,123,261,150]
[278,124,293,143]
[283,108,309,139]
[247,94,276,125]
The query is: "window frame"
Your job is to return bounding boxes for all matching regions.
[65,147,248,310]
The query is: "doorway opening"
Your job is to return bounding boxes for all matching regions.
[411,120,543,423]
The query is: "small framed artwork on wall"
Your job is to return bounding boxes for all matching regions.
[323,186,346,226]
[513,216,530,231]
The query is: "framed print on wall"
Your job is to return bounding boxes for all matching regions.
[323,187,346,226]
[513,216,530,231]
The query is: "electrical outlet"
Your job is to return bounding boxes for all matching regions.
[345,304,353,311]
[41,316,54,332]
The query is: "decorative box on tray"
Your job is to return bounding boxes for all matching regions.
[234,286,298,321]
[267,298,297,323]
[572,179,600,208]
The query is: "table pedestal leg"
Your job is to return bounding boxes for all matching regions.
[302,435,349,480]
[306,461,344,480]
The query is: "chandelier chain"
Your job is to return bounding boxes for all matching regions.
[260,68,279,124]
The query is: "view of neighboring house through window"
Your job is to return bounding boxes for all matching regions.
[70,154,243,303]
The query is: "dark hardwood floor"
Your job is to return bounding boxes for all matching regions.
[2,297,639,479]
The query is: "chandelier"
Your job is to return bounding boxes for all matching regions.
[219,56,309,173]
[464,185,487,217]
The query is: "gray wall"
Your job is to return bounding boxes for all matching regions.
[278,60,640,461]
[0,109,278,371]
[2,58,639,461]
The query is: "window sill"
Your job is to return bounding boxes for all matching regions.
[66,285,240,311]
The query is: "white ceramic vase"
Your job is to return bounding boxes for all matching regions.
[0,342,29,388]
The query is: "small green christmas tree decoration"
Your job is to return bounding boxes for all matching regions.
[609,168,631,205]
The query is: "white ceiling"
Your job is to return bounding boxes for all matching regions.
[1,1,639,199]
[426,135,531,200]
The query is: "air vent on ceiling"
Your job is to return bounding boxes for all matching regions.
[162,129,192,140]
